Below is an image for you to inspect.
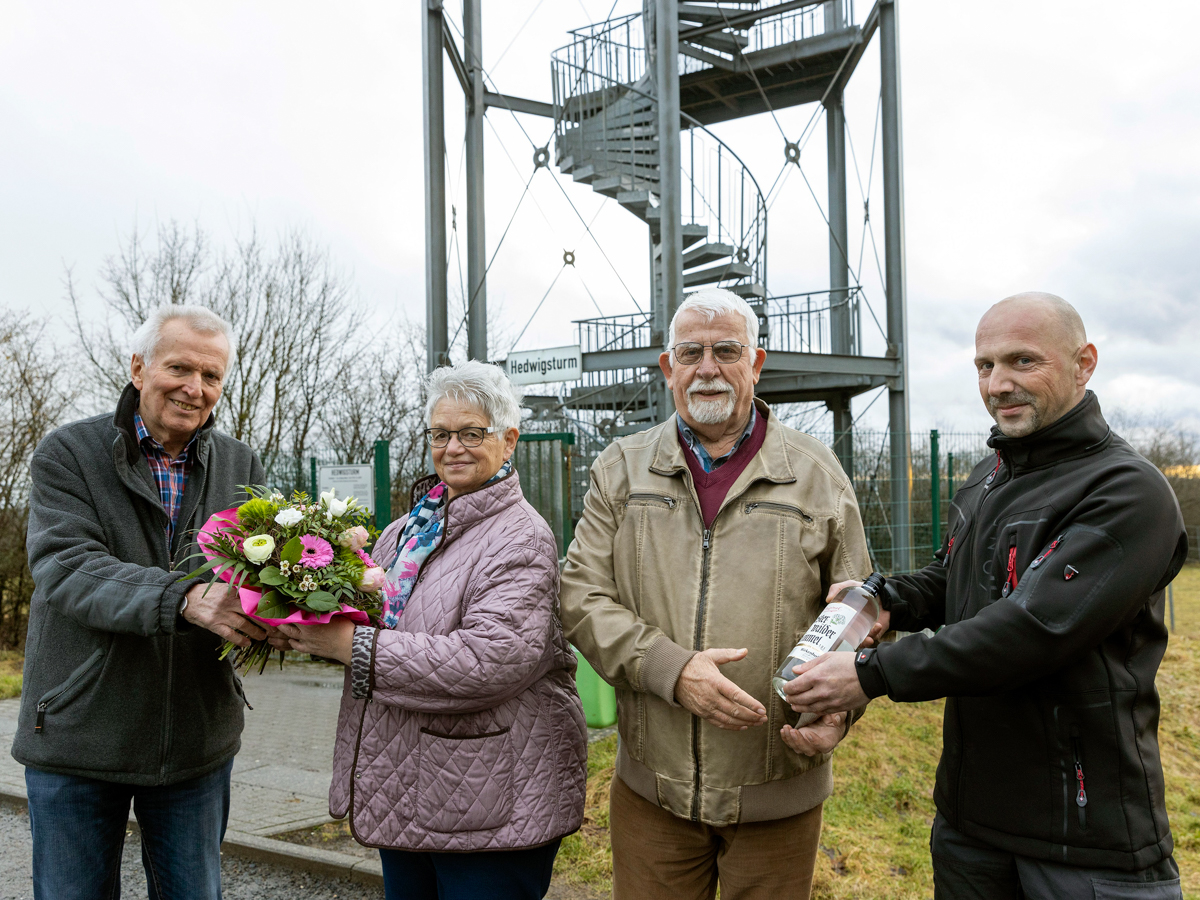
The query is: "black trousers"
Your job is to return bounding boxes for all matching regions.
[931,813,1182,900]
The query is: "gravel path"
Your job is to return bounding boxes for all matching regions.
[0,802,382,900]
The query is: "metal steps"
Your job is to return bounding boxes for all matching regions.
[553,6,766,306]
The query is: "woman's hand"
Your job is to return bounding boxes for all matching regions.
[276,616,356,665]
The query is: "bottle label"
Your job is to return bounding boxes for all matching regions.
[786,602,855,661]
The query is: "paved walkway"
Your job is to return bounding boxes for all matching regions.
[0,660,615,839]
[0,661,350,836]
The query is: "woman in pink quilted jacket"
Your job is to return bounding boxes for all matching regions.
[279,360,588,900]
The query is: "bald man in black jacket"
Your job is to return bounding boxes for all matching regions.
[784,293,1186,899]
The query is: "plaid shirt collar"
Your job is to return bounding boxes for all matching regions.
[677,406,757,474]
[134,413,198,546]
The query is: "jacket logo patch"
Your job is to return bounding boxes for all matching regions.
[1064,564,1079,580]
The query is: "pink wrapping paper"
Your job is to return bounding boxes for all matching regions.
[198,507,371,627]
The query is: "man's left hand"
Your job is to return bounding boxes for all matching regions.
[780,712,847,757]
[780,651,869,716]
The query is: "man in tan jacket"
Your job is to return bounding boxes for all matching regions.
[560,288,873,900]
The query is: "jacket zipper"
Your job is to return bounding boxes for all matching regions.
[1072,737,1088,828]
[625,493,676,508]
[691,526,713,822]
[743,501,812,522]
[953,450,1006,823]
[35,647,106,733]
[1001,543,1018,598]
[1029,534,1065,570]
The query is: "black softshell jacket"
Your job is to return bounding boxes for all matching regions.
[856,392,1186,870]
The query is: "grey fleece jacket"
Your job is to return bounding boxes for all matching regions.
[12,383,264,785]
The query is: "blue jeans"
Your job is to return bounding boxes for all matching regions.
[25,759,233,900]
[379,839,561,900]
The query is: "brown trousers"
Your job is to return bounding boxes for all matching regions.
[609,774,824,900]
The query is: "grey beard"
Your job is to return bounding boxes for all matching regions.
[686,383,736,425]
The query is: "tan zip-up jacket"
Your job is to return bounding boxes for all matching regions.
[560,400,871,826]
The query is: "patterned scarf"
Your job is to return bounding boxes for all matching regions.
[380,459,512,629]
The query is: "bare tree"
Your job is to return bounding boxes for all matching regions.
[66,219,438,516]
[0,312,74,648]
[68,220,356,467]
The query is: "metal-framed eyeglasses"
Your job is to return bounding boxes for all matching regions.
[425,426,502,448]
[670,340,749,366]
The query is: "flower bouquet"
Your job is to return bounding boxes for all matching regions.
[188,486,387,672]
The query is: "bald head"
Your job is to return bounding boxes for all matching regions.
[974,292,1098,437]
[979,292,1087,356]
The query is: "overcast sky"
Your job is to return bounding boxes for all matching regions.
[3,0,1199,434]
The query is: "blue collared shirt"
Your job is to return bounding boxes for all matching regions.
[677,406,757,473]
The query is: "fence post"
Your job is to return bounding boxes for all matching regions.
[947,452,955,500]
[373,440,391,530]
[309,457,317,499]
[930,430,940,557]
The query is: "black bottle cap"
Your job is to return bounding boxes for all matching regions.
[861,573,886,596]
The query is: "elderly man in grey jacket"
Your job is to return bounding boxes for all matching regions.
[14,305,274,900]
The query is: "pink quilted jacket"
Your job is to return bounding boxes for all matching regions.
[328,470,588,851]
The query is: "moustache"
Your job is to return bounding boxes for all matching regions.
[987,390,1038,412]
[687,379,734,397]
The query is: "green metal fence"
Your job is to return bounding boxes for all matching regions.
[515,433,575,558]
[832,430,994,575]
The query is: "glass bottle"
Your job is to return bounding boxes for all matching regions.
[772,573,886,721]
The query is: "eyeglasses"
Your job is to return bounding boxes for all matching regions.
[425,426,502,448]
[671,341,749,366]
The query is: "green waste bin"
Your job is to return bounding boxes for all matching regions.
[573,647,617,728]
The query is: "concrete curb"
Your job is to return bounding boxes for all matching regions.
[0,784,382,888]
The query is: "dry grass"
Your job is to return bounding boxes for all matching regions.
[555,565,1200,899]
[0,651,22,700]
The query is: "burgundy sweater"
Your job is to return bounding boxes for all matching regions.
[681,411,769,527]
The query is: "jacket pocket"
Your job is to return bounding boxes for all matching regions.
[415,725,515,833]
[34,647,105,734]
[624,493,678,510]
[743,501,812,523]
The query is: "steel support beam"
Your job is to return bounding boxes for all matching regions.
[582,346,900,377]
[422,0,449,372]
[826,88,850,356]
[655,0,682,423]
[827,392,854,479]
[881,0,911,571]
[464,0,487,362]
[483,91,554,119]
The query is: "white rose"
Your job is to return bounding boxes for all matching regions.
[274,508,304,527]
[320,488,338,506]
[326,497,349,520]
[243,534,275,564]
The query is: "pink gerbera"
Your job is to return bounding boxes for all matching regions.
[355,548,377,568]
[298,535,334,568]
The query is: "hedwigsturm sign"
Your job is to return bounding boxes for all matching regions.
[504,345,583,386]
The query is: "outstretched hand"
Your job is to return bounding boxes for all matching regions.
[674,648,768,731]
[781,651,868,717]
[780,712,847,757]
[183,582,280,648]
[276,617,356,666]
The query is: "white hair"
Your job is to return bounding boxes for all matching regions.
[131,304,236,368]
[424,360,523,431]
[668,288,760,351]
